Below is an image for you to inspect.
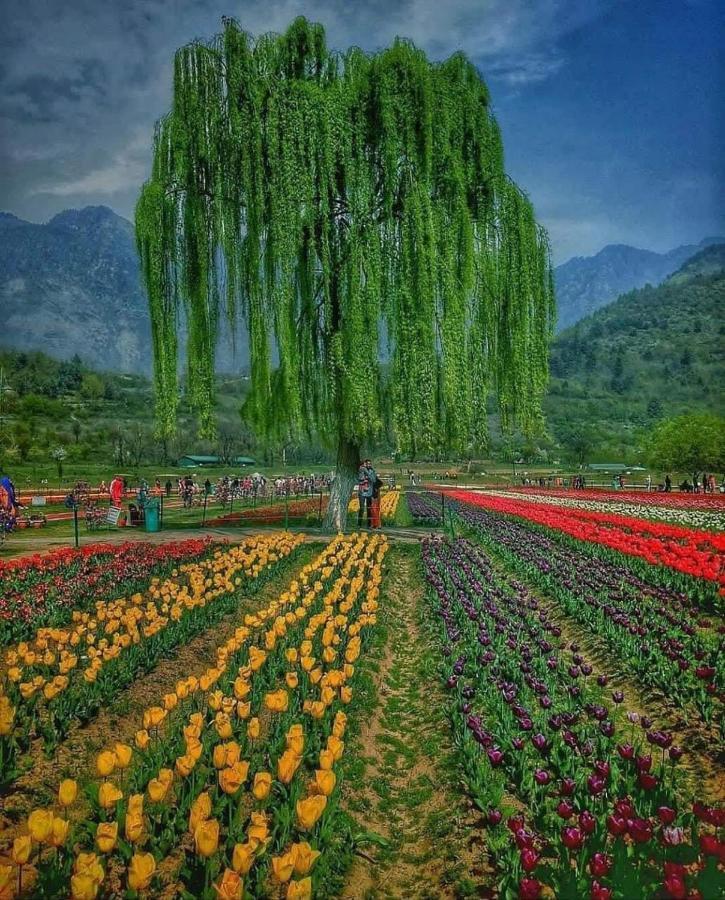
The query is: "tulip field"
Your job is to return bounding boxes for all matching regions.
[0,487,722,899]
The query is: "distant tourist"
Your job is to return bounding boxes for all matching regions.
[358,459,375,527]
[109,474,124,508]
[645,473,652,492]
[165,479,172,497]
[664,473,672,493]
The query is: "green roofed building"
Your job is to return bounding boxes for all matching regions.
[177,455,256,468]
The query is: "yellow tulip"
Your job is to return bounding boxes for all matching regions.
[287,876,313,899]
[158,767,174,787]
[175,753,196,778]
[236,701,251,719]
[214,713,233,739]
[233,677,250,700]
[58,778,78,807]
[271,851,295,883]
[127,851,156,891]
[162,691,178,711]
[74,852,104,884]
[143,706,166,729]
[194,818,220,858]
[125,811,144,844]
[309,667,323,685]
[327,735,344,761]
[247,717,260,739]
[286,732,304,755]
[213,741,241,769]
[127,793,144,816]
[96,749,117,778]
[296,794,327,830]
[135,729,150,750]
[48,816,70,848]
[28,808,54,842]
[148,775,169,803]
[12,834,32,865]
[277,749,302,784]
[189,711,204,728]
[252,771,272,800]
[189,792,212,834]
[300,656,315,673]
[186,735,204,761]
[96,821,118,853]
[291,842,321,876]
[114,743,133,769]
[98,781,123,809]
[264,689,289,713]
[70,873,101,900]
[285,671,299,689]
[247,811,268,844]
[232,841,256,875]
[208,689,223,711]
[313,769,336,796]
[214,868,243,899]
[219,761,249,795]
[340,686,353,704]
[285,648,298,663]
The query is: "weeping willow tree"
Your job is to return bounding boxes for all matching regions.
[137,16,555,529]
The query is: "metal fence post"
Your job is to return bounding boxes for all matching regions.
[73,504,79,548]
[160,494,164,530]
[202,494,208,526]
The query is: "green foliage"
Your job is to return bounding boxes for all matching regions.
[137,17,554,454]
[546,268,725,460]
[646,413,725,474]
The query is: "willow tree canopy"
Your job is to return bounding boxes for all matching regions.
[137,16,555,461]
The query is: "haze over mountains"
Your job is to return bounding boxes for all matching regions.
[0,204,721,372]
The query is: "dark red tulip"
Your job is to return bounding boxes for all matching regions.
[562,826,585,850]
[657,806,676,825]
[587,774,606,796]
[579,810,596,835]
[594,761,610,778]
[636,754,652,772]
[628,817,653,844]
[589,852,612,877]
[669,746,684,761]
[614,798,634,818]
[521,847,539,872]
[519,878,541,900]
[534,769,550,786]
[663,872,687,900]
[597,674,609,686]
[591,881,613,900]
[617,743,635,760]
[560,778,576,796]
[699,833,720,856]
[508,815,525,833]
[487,809,502,826]
[638,771,658,791]
[695,665,715,680]
[611,690,624,703]
[606,814,627,836]
[557,800,574,819]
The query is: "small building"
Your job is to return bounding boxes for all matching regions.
[177,455,256,468]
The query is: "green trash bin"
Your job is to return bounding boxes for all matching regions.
[144,500,161,533]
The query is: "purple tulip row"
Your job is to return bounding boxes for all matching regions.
[421,536,724,900]
[406,492,442,525]
[443,498,723,726]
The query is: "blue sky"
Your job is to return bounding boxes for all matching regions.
[0,0,722,262]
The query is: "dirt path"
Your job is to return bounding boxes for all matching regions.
[341,545,489,900]
[0,546,315,839]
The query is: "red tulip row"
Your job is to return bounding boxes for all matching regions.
[0,539,217,644]
[443,490,725,588]
[504,486,725,510]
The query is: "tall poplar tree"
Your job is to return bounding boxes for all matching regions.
[137,17,555,528]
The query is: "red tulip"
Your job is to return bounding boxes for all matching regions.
[521,847,539,872]
[519,878,541,900]
[657,806,676,825]
[638,771,658,791]
[606,814,627,836]
[591,881,613,900]
[628,817,653,844]
[557,800,574,820]
[589,852,612,877]
[663,872,687,900]
[562,826,584,850]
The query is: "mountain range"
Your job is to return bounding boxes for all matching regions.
[554,236,724,331]
[0,204,722,371]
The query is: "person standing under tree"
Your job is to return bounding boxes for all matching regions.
[357,459,374,528]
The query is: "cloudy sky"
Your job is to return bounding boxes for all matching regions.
[0,0,722,263]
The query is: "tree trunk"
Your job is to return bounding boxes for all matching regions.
[324,434,360,532]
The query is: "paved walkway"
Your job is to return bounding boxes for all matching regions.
[0,524,434,562]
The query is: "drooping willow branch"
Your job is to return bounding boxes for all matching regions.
[136,16,555,455]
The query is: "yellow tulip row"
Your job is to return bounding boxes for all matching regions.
[1,535,358,896]
[178,535,386,898]
[0,532,302,735]
[2,534,386,899]
[379,489,400,518]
